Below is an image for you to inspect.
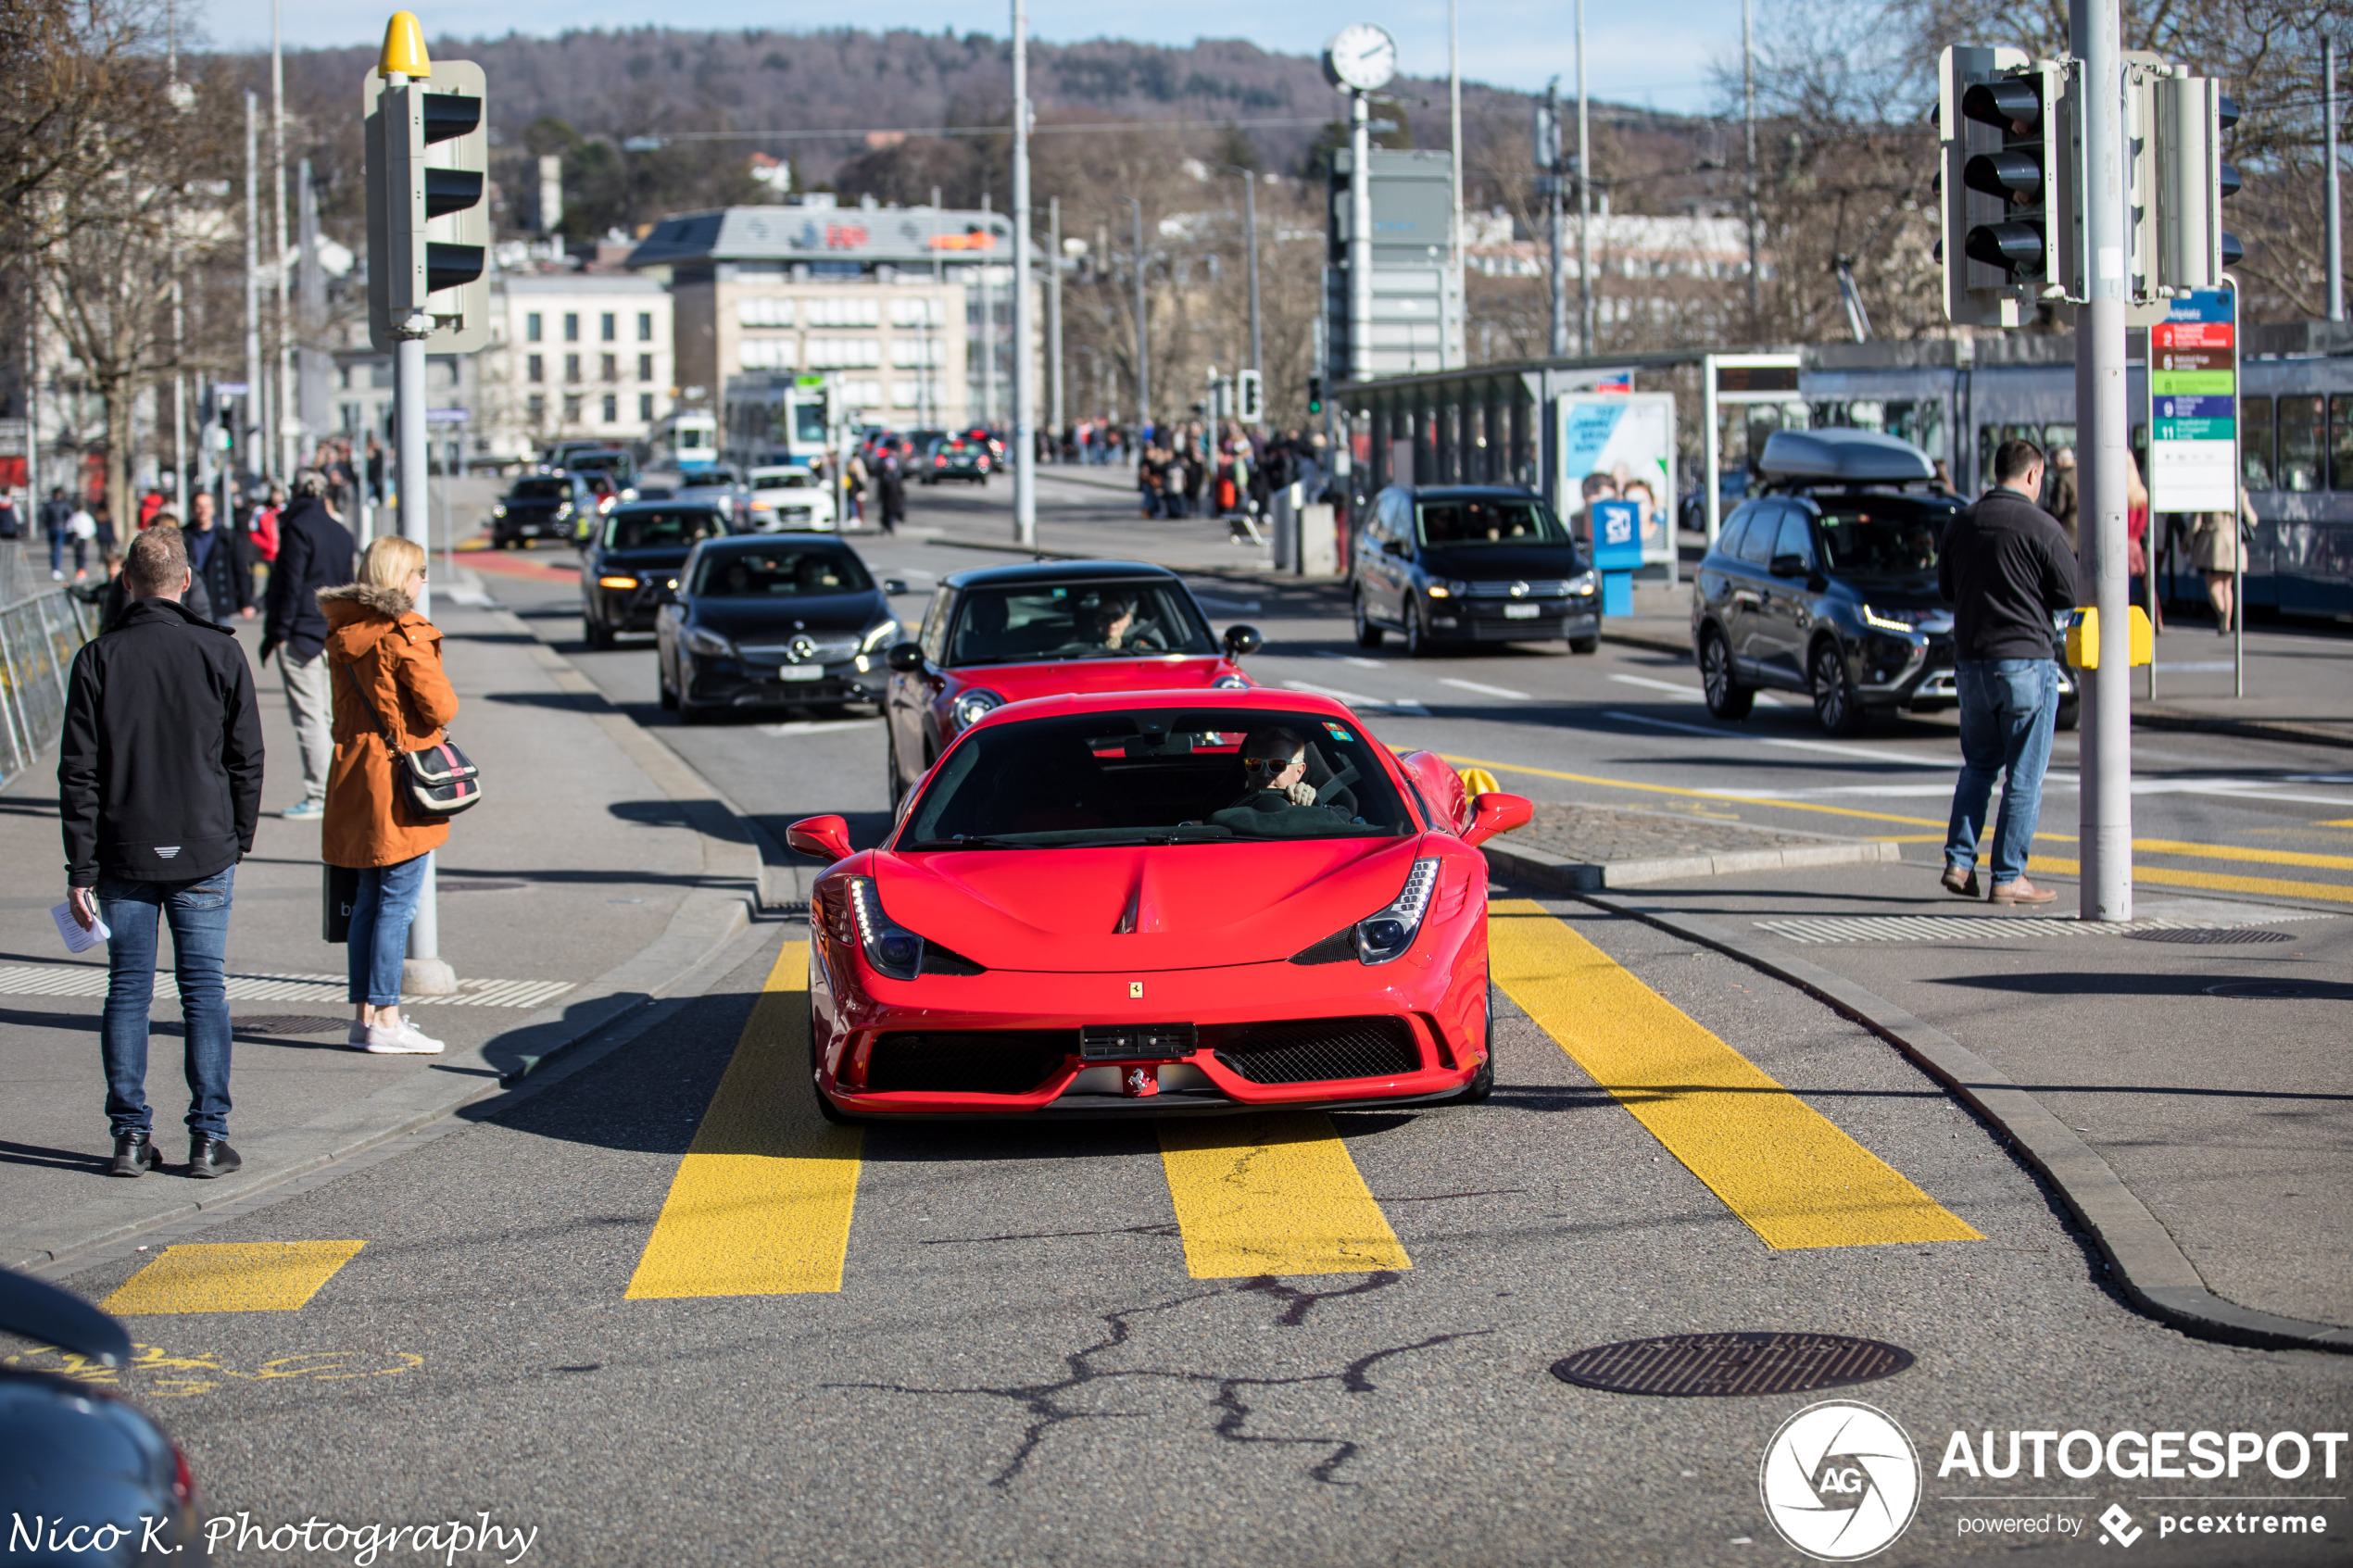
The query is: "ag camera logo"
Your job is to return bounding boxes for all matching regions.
[1759,1399,1922,1561]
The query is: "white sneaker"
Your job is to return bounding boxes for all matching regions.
[395,1020,446,1053]
[359,1022,443,1055]
[347,1020,370,1047]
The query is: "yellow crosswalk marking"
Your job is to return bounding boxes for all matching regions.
[1157,1112,1411,1279]
[625,940,863,1299]
[2130,838,2353,872]
[2027,855,2353,906]
[102,1241,367,1315]
[1488,899,1980,1250]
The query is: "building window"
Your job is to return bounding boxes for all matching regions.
[527,354,544,383]
[526,313,543,343]
[638,393,655,421]
[600,353,618,383]
[600,312,616,342]
[637,353,653,383]
[564,353,581,383]
[528,394,546,422]
[563,312,580,343]
[562,395,582,423]
[637,312,654,342]
[601,393,618,422]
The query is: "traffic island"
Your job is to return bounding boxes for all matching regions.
[1483,800,1900,890]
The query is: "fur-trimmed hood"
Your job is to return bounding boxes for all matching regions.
[317,581,414,620]
[321,580,436,667]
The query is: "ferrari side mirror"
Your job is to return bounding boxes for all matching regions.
[1461,792,1533,848]
[786,814,854,862]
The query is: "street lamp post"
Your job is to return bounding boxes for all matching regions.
[1126,195,1150,431]
[1244,170,1262,387]
[1010,0,1035,547]
[1576,0,1594,357]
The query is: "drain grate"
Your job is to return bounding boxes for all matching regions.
[234,1015,352,1035]
[438,879,528,892]
[1550,1332,1913,1398]
[2126,926,2296,946]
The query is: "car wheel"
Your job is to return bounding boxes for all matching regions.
[1352,592,1385,649]
[584,618,613,651]
[2056,697,2080,733]
[810,991,862,1125]
[1810,641,1870,737]
[1403,601,1428,659]
[1455,974,1497,1104]
[1568,633,1600,655]
[658,655,679,710]
[1700,626,1755,720]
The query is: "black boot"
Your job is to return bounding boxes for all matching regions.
[108,1130,160,1177]
[187,1134,242,1180]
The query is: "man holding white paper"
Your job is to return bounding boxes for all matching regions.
[57,526,265,1180]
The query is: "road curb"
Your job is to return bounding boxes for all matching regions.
[1572,892,2353,1356]
[2132,708,2353,752]
[1484,835,1900,892]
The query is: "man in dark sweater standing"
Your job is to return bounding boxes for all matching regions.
[260,469,356,821]
[59,526,266,1179]
[1939,437,2079,906]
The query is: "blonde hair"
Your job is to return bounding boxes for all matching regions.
[359,534,426,591]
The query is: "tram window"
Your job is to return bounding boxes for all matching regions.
[2240,397,2275,492]
[2279,395,2323,493]
[2332,396,2353,491]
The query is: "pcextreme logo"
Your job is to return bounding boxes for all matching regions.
[1759,1400,1923,1562]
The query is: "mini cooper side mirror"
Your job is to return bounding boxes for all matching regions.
[1222,623,1263,657]
[885,642,925,673]
[1461,792,1534,848]
[882,577,911,596]
[786,814,854,863]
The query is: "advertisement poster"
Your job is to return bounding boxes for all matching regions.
[1558,393,1677,566]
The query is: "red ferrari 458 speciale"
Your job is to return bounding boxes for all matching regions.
[788,688,1531,1119]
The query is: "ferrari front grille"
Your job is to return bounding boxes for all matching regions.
[863,1031,1074,1095]
[1211,1017,1420,1085]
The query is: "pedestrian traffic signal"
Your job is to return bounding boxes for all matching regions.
[363,13,490,353]
[1956,60,2075,296]
[1238,369,1265,425]
[1306,375,1324,417]
[1938,45,2030,326]
[2152,71,2243,291]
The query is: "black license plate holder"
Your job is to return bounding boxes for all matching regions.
[1079,1022,1197,1061]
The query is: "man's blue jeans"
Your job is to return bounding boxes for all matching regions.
[1944,659,2060,886]
[347,854,430,1008]
[97,868,235,1139]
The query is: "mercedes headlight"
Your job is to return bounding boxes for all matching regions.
[845,876,925,982]
[1356,858,1441,965]
[862,618,900,652]
[686,627,735,659]
[950,688,1004,731]
[554,500,573,517]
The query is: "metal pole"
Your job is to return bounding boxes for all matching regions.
[1702,358,1721,549]
[1576,0,1593,356]
[1244,172,1263,387]
[244,93,261,506]
[2329,38,2344,323]
[21,271,33,508]
[1128,196,1151,429]
[1546,81,1567,358]
[1448,0,1463,371]
[271,0,292,480]
[1010,0,1035,547]
[1047,195,1064,445]
[2074,0,2133,922]
[170,281,186,508]
[1742,0,1760,339]
[1349,90,1372,383]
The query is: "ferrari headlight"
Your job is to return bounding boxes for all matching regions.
[1212,673,1252,690]
[862,618,900,652]
[686,626,735,659]
[845,876,925,982]
[1356,857,1442,965]
[950,688,1004,731]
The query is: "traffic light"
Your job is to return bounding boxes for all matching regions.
[1238,369,1265,424]
[2153,70,2243,291]
[1957,59,2076,296]
[1938,45,2029,326]
[1306,374,1324,417]
[364,13,490,353]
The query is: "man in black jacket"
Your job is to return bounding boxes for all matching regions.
[260,469,356,821]
[1938,437,2079,906]
[59,526,266,1180]
[184,492,253,624]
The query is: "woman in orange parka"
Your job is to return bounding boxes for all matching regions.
[321,534,459,1056]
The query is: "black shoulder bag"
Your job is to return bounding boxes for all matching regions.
[338,656,483,816]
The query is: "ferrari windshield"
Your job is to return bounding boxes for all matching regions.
[901,709,1415,848]
[947,581,1216,665]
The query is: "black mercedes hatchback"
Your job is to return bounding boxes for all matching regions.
[655,534,907,723]
[581,503,735,648]
[1349,484,1600,655]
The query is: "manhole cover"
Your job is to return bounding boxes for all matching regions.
[2126,927,2296,946]
[234,1015,351,1035]
[2203,980,2353,1000]
[438,879,527,892]
[1549,1333,1913,1398]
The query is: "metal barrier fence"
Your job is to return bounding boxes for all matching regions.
[0,579,99,790]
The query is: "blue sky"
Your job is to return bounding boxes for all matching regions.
[199,0,1740,116]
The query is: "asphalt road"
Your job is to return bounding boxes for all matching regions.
[21,479,2353,1567]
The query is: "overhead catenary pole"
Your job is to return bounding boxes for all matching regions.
[1127,195,1151,430]
[2329,37,2344,323]
[1243,170,1262,385]
[2074,0,2133,922]
[271,0,293,479]
[1010,0,1035,547]
[1546,79,1567,358]
[171,281,186,507]
[1576,0,1594,355]
[245,91,262,502]
[1742,0,1760,338]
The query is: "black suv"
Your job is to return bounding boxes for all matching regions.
[490,473,594,548]
[1691,429,2077,735]
[1350,484,1600,655]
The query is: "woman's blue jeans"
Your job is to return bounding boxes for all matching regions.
[346,854,430,1007]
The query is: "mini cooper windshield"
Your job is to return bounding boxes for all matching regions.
[947,582,1216,664]
[901,709,1415,849]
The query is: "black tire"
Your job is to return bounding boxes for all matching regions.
[1455,975,1497,1104]
[1403,600,1428,659]
[811,991,862,1125]
[678,696,716,725]
[657,655,679,710]
[1568,633,1600,654]
[1352,593,1385,649]
[1699,626,1755,720]
[584,618,614,651]
[1810,641,1871,737]
[2055,698,2080,734]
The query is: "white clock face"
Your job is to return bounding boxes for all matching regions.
[1324,23,1398,92]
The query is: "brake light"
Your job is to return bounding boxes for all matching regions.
[935,456,946,467]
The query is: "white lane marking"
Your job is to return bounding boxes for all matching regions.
[2151,661,2236,672]
[1608,671,1801,706]
[757,719,881,736]
[1193,596,1263,613]
[1604,710,1957,769]
[1438,677,1531,701]
[1313,651,1387,670]
[1280,679,1431,716]
[1710,776,2353,807]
